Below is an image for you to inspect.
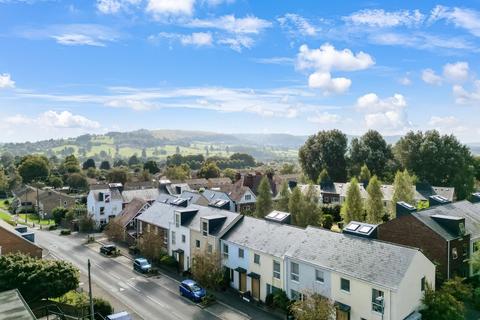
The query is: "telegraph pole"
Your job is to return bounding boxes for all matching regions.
[88,259,94,320]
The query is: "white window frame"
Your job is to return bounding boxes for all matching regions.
[273,261,280,279]
[223,243,229,258]
[202,221,208,236]
[315,269,324,283]
[238,248,244,258]
[340,278,350,293]
[171,231,176,245]
[175,213,180,228]
[181,234,186,243]
[290,262,299,282]
[254,253,260,264]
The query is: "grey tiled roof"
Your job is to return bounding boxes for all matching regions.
[121,188,160,203]
[287,226,418,290]
[222,216,420,290]
[136,201,176,229]
[222,216,305,257]
[184,204,240,235]
[413,201,480,240]
[180,190,208,204]
[91,188,123,201]
[202,189,231,202]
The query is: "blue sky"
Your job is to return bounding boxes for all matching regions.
[1,0,480,142]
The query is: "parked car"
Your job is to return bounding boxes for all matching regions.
[100,244,117,256]
[106,311,132,320]
[133,258,151,273]
[179,279,206,302]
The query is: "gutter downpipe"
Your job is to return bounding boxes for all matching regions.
[447,240,451,279]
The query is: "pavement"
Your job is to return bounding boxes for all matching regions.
[35,230,280,320]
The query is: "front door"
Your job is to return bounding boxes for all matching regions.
[251,278,260,300]
[239,272,247,292]
[336,310,349,320]
[178,252,184,271]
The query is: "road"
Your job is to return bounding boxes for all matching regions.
[35,230,229,320]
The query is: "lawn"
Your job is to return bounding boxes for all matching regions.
[0,211,13,224]
[0,198,13,210]
[17,214,55,225]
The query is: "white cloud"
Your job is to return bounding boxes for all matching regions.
[308,71,351,94]
[422,68,443,85]
[0,73,15,88]
[356,93,408,132]
[443,61,469,82]
[96,0,141,14]
[296,43,374,93]
[399,76,412,86]
[296,43,374,72]
[202,0,234,5]
[21,24,119,47]
[278,13,317,37]
[252,57,294,65]
[307,112,340,124]
[149,32,212,47]
[188,15,272,34]
[453,80,480,104]
[370,32,475,51]
[6,111,100,129]
[218,36,254,52]
[429,5,480,37]
[146,0,195,18]
[428,115,459,127]
[345,9,425,27]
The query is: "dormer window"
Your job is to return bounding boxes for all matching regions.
[202,221,208,236]
[459,222,465,236]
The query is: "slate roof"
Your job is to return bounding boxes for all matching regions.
[222,216,305,257]
[121,188,160,203]
[184,204,240,235]
[0,289,36,320]
[287,226,419,290]
[136,201,176,229]
[179,190,208,204]
[412,200,480,240]
[157,193,179,204]
[222,216,420,290]
[115,198,148,227]
[202,189,231,203]
[91,188,123,201]
[219,184,254,202]
[208,177,232,187]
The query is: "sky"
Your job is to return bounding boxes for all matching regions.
[1,0,480,143]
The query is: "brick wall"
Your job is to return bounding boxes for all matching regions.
[0,227,42,258]
[377,215,448,282]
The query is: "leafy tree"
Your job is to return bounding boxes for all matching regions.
[441,277,472,301]
[0,253,79,302]
[290,293,335,320]
[176,146,180,154]
[62,155,80,174]
[272,290,291,312]
[79,214,95,232]
[318,168,331,185]
[349,130,393,178]
[198,162,221,179]
[191,252,225,290]
[289,187,304,226]
[255,176,273,218]
[421,283,464,320]
[299,129,348,183]
[138,169,151,182]
[394,130,475,200]
[322,214,333,230]
[48,175,64,188]
[165,165,190,181]
[113,159,127,167]
[144,160,160,174]
[138,229,164,260]
[222,168,237,182]
[18,155,50,183]
[141,148,147,159]
[128,154,140,166]
[0,152,14,168]
[341,178,364,223]
[99,160,111,170]
[392,170,414,217]
[276,181,290,212]
[82,159,96,170]
[66,173,88,191]
[230,153,256,167]
[0,170,9,194]
[280,163,295,175]
[93,297,114,318]
[470,249,480,274]
[86,167,98,178]
[105,219,124,242]
[474,156,480,181]
[359,164,371,185]
[365,175,384,224]
[300,184,322,227]
[107,167,129,185]
[52,207,69,225]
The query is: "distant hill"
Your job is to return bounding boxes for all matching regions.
[0,129,478,161]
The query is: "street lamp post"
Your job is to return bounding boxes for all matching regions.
[88,259,94,320]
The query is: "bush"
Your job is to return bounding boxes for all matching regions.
[199,293,216,308]
[473,288,480,310]
[322,214,334,230]
[265,293,274,307]
[4,199,9,205]
[322,205,341,222]
[93,297,113,319]
[49,225,57,231]
[273,290,291,312]
[60,229,71,235]
[160,255,178,268]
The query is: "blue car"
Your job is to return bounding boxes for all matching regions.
[179,279,206,302]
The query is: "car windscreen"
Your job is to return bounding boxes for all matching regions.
[139,260,149,266]
[190,284,202,292]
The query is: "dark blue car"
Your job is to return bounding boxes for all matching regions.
[179,279,206,302]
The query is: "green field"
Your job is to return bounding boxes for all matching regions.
[18,214,55,226]
[0,211,13,224]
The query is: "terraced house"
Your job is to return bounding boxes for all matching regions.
[221,216,435,320]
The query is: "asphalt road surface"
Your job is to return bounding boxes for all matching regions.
[35,230,225,320]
